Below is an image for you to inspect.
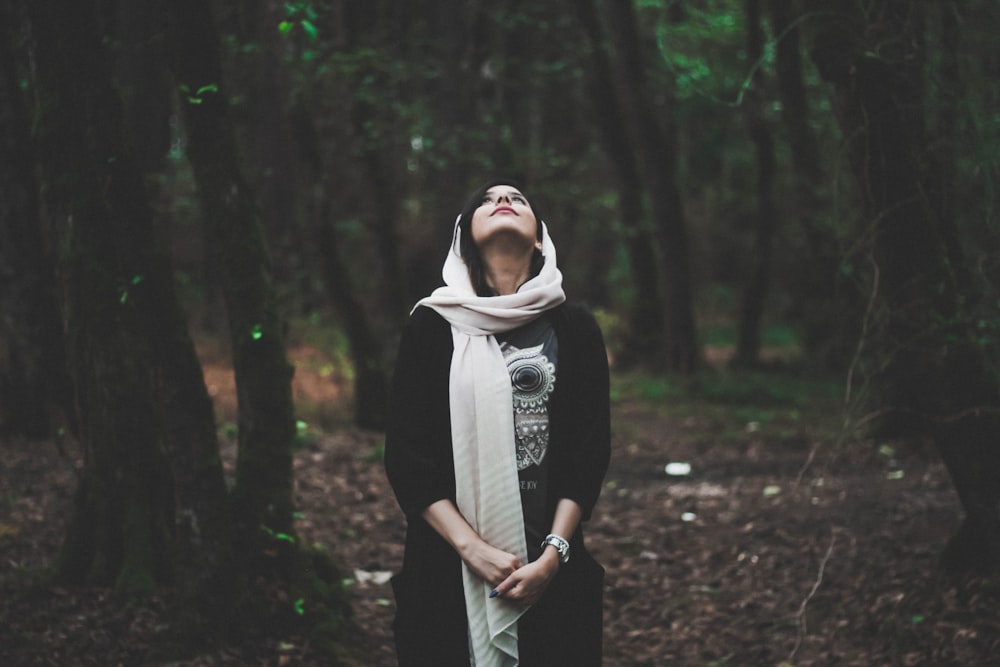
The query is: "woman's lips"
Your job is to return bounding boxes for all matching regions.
[492,206,516,215]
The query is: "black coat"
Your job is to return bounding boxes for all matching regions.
[384,303,611,666]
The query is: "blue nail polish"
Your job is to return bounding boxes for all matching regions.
[489,589,498,598]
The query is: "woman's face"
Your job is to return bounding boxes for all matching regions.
[469,185,541,253]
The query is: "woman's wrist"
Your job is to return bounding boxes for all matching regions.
[538,544,562,571]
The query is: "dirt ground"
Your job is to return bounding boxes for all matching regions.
[2,346,999,666]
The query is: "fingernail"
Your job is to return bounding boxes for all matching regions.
[489,589,498,598]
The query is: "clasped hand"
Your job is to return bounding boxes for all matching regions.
[461,540,558,606]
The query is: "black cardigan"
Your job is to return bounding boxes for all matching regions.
[384,303,611,666]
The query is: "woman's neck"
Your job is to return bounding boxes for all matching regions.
[480,246,533,296]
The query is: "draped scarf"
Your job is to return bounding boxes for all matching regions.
[415,218,566,666]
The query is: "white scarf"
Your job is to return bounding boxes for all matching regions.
[416,219,566,666]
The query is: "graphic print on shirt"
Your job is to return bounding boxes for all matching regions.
[501,342,556,470]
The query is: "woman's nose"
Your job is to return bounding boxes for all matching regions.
[496,193,510,204]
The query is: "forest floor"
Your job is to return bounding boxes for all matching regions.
[2,340,999,666]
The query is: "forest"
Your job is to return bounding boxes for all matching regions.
[1,0,999,665]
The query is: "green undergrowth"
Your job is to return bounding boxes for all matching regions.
[611,364,845,444]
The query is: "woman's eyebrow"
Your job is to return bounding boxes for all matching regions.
[484,189,526,198]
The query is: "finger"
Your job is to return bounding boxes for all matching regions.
[490,573,518,598]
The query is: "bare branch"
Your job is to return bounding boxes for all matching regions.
[788,529,837,662]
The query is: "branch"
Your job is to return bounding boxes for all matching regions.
[788,529,837,663]
[843,255,879,410]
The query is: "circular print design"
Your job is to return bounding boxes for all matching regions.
[504,343,556,469]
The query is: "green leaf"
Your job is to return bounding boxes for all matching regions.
[278,20,293,35]
[301,19,318,40]
[251,324,264,341]
[293,598,305,616]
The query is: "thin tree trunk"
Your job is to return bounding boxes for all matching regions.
[575,0,667,369]
[603,0,699,373]
[767,0,850,367]
[246,0,301,294]
[733,0,777,367]
[167,0,298,576]
[318,219,388,430]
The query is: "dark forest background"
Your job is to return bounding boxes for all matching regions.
[1,0,999,663]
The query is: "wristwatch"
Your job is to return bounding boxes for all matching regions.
[541,533,571,564]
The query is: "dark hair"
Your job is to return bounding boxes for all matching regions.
[456,179,545,297]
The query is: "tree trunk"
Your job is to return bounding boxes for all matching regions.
[575,0,667,369]
[603,0,700,373]
[0,0,68,439]
[245,0,302,297]
[768,0,856,368]
[27,0,173,594]
[115,0,172,174]
[167,0,298,576]
[809,0,1000,573]
[318,220,388,430]
[26,1,238,634]
[167,6,358,652]
[733,0,777,367]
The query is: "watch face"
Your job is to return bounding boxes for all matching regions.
[544,536,569,562]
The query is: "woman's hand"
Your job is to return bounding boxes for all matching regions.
[459,540,524,587]
[490,548,560,606]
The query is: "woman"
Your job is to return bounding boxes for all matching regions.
[385,180,611,666]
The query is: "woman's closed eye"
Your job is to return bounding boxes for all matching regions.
[482,194,527,205]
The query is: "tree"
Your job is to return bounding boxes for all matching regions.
[167,4,357,652]
[809,0,1000,573]
[575,0,668,369]
[23,0,240,646]
[768,0,854,368]
[732,0,777,367]
[0,0,68,439]
[603,0,700,373]
[168,0,299,575]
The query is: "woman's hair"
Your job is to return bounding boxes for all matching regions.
[456,179,545,297]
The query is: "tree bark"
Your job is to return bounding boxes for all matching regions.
[0,0,68,439]
[318,220,388,430]
[114,0,172,174]
[733,0,777,367]
[603,0,700,373]
[767,0,850,367]
[575,0,667,369]
[167,0,299,576]
[27,0,173,594]
[26,0,237,633]
[809,0,1000,573]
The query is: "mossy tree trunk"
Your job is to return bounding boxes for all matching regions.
[809,0,1000,573]
[167,0,298,577]
[26,0,236,636]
